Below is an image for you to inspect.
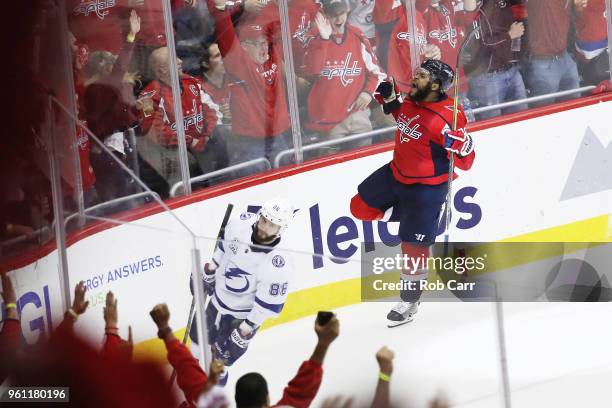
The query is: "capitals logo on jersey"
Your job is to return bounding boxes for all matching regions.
[320,53,362,87]
[257,63,279,85]
[397,114,423,142]
[396,30,428,54]
[224,266,252,293]
[428,10,458,48]
[293,13,316,48]
[183,99,205,133]
[73,0,116,20]
[169,99,204,133]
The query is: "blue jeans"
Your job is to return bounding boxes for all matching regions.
[229,131,292,178]
[525,51,580,107]
[468,65,528,120]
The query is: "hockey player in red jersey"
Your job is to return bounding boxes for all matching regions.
[350,60,475,327]
[303,0,386,146]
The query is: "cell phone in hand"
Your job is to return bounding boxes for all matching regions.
[316,311,333,326]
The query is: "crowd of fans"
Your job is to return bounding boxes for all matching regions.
[64,0,611,199]
[0,273,450,407]
[1,0,611,254]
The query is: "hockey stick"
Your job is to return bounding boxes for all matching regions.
[169,203,234,386]
[443,26,480,256]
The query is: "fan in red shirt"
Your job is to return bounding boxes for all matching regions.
[68,0,166,54]
[137,46,221,189]
[372,0,404,70]
[387,7,442,93]
[303,0,386,149]
[149,303,339,408]
[0,273,20,384]
[574,0,609,86]
[209,0,292,174]
[288,0,323,73]
[417,0,479,119]
[196,42,231,184]
[83,10,143,205]
[68,0,132,54]
[351,60,475,328]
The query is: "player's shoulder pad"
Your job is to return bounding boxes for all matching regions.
[226,212,255,233]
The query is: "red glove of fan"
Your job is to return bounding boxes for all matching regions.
[591,80,612,95]
[444,128,474,157]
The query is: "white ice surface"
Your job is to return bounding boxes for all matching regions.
[223,302,612,408]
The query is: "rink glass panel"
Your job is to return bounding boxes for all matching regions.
[2,0,612,265]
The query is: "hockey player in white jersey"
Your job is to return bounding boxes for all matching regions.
[189,198,295,385]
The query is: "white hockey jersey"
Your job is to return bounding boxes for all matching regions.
[210,212,294,327]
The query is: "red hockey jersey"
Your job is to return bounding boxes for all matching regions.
[166,338,323,408]
[389,96,475,185]
[201,78,231,103]
[68,0,165,53]
[575,0,607,60]
[68,0,128,53]
[387,10,427,93]
[212,9,290,137]
[138,75,219,152]
[289,0,322,72]
[225,0,321,75]
[419,0,478,92]
[303,26,386,132]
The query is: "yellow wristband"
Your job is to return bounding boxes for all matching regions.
[66,308,78,320]
[379,372,391,382]
[5,303,17,310]
[127,33,136,43]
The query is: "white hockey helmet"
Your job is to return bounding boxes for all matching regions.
[257,197,295,236]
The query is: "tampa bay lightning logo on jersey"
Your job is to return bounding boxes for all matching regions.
[240,212,253,220]
[224,267,252,293]
[272,255,285,268]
